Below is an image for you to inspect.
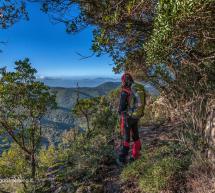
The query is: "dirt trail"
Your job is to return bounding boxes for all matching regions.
[103,123,175,193]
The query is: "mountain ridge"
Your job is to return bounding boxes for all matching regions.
[38,77,121,88]
[42,81,121,145]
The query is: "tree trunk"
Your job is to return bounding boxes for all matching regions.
[31,152,36,179]
[86,115,90,133]
[31,123,36,180]
[205,107,215,167]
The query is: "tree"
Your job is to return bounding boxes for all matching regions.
[92,96,118,136]
[38,0,214,88]
[0,58,56,179]
[0,0,28,29]
[37,0,155,76]
[41,0,214,130]
[72,97,98,133]
[0,0,28,52]
[0,143,30,178]
[36,97,118,192]
[30,0,214,140]
[145,0,215,88]
[144,0,215,133]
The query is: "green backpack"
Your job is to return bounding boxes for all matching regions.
[129,82,146,119]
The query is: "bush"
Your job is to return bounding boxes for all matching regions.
[30,96,118,192]
[0,143,31,178]
[121,142,192,193]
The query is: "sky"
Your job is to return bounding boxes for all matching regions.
[0,3,117,78]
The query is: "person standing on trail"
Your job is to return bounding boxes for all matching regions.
[118,72,146,164]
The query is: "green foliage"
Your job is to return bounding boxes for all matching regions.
[72,97,99,131]
[1,1,214,191]
[37,145,68,179]
[145,0,213,65]
[92,96,118,134]
[0,63,119,191]
[107,87,121,110]
[0,58,56,122]
[121,142,192,193]
[41,0,214,99]
[145,0,215,98]
[31,95,118,192]
[39,0,155,75]
[39,146,56,167]
[67,97,117,180]
[143,0,215,137]
[0,143,30,178]
[0,58,56,178]
[67,132,113,179]
[34,129,114,192]
[72,97,99,117]
[0,0,28,29]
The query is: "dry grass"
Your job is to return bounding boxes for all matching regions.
[186,152,215,193]
[187,174,215,193]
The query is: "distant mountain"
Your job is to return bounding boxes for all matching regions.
[37,77,120,88]
[50,81,121,109]
[42,82,121,145]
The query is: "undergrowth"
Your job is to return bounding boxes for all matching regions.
[121,141,192,193]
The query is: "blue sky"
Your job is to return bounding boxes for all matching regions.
[0,3,117,78]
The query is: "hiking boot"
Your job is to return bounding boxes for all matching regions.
[115,145,129,167]
[116,157,127,167]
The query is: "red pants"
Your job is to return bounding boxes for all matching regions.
[119,113,141,161]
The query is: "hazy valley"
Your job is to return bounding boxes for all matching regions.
[41,81,121,145]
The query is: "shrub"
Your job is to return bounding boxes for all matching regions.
[0,143,31,178]
[121,142,192,193]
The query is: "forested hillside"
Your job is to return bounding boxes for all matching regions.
[0,79,120,148]
[0,0,214,193]
[42,82,120,145]
[51,82,120,109]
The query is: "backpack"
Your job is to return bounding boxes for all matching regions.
[129,82,146,119]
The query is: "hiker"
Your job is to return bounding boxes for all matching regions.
[118,72,146,164]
